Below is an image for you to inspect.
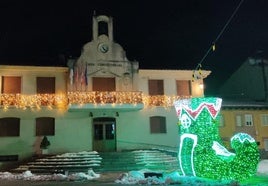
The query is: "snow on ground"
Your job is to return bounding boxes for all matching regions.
[115,169,240,185]
[0,169,100,182]
[114,160,268,185]
[0,159,267,185]
[257,159,268,175]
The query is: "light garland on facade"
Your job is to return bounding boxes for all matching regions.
[0,92,191,110]
[0,93,68,110]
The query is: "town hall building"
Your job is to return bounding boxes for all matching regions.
[0,15,209,168]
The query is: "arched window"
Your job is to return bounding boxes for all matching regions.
[98,21,108,36]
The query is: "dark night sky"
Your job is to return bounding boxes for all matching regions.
[0,0,268,95]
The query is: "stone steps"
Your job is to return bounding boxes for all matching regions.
[11,149,179,174]
[95,149,179,172]
[12,151,101,174]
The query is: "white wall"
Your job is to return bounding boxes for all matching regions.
[116,107,179,151]
[0,66,210,168]
[0,109,94,160]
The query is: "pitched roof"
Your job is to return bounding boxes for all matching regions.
[222,99,268,109]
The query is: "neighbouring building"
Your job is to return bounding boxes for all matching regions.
[220,57,268,101]
[0,15,210,168]
[219,57,268,158]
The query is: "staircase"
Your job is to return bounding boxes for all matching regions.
[11,149,179,174]
[12,151,102,175]
[95,149,179,172]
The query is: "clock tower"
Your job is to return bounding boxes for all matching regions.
[69,15,139,92]
[93,15,112,56]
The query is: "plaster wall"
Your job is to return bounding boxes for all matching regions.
[116,107,179,151]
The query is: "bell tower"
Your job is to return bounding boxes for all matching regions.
[92,15,113,42]
[69,15,139,92]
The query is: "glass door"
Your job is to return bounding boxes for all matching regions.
[93,117,116,152]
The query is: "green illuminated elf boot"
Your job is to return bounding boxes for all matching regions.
[174,97,259,181]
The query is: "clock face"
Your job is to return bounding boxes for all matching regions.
[98,43,109,53]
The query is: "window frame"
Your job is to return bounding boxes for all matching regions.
[235,114,254,127]
[260,114,268,126]
[235,115,242,127]
[244,114,253,126]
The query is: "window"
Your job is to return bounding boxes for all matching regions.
[92,77,115,91]
[264,139,268,151]
[148,80,164,95]
[150,116,166,133]
[261,114,268,126]
[176,80,191,96]
[219,114,225,127]
[36,117,55,136]
[0,117,20,136]
[235,114,253,127]
[1,76,21,94]
[245,114,253,126]
[235,115,242,127]
[94,125,103,140]
[98,21,108,36]
[36,77,55,94]
[105,123,115,140]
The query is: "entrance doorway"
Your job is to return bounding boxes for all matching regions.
[93,117,116,152]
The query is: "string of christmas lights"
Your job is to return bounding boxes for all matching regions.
[192,0,245,82]
[0,92,192,110]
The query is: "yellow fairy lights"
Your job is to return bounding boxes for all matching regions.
[0,92,191,110]
[67,91,143,105]
[0,93,68,110]
[142,95,191,108]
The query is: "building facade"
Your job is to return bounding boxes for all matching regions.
[220,57,268,101]
[219,57,268,158]
[0,15,209,168]
[220,104,268,158]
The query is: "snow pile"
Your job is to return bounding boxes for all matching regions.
[0,169,99,181]
[115,160,268,185]
[0,153,267,184]
[115,170,237,185]
[257,159,268,175]
[55,151,99,158]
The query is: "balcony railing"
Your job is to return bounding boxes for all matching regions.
[0,92,191,110]
[0,93,68,110]
[68,91,143,105]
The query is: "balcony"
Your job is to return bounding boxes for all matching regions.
[67,91,144,112]
[0,93,68,110]
[0,92,190,111]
